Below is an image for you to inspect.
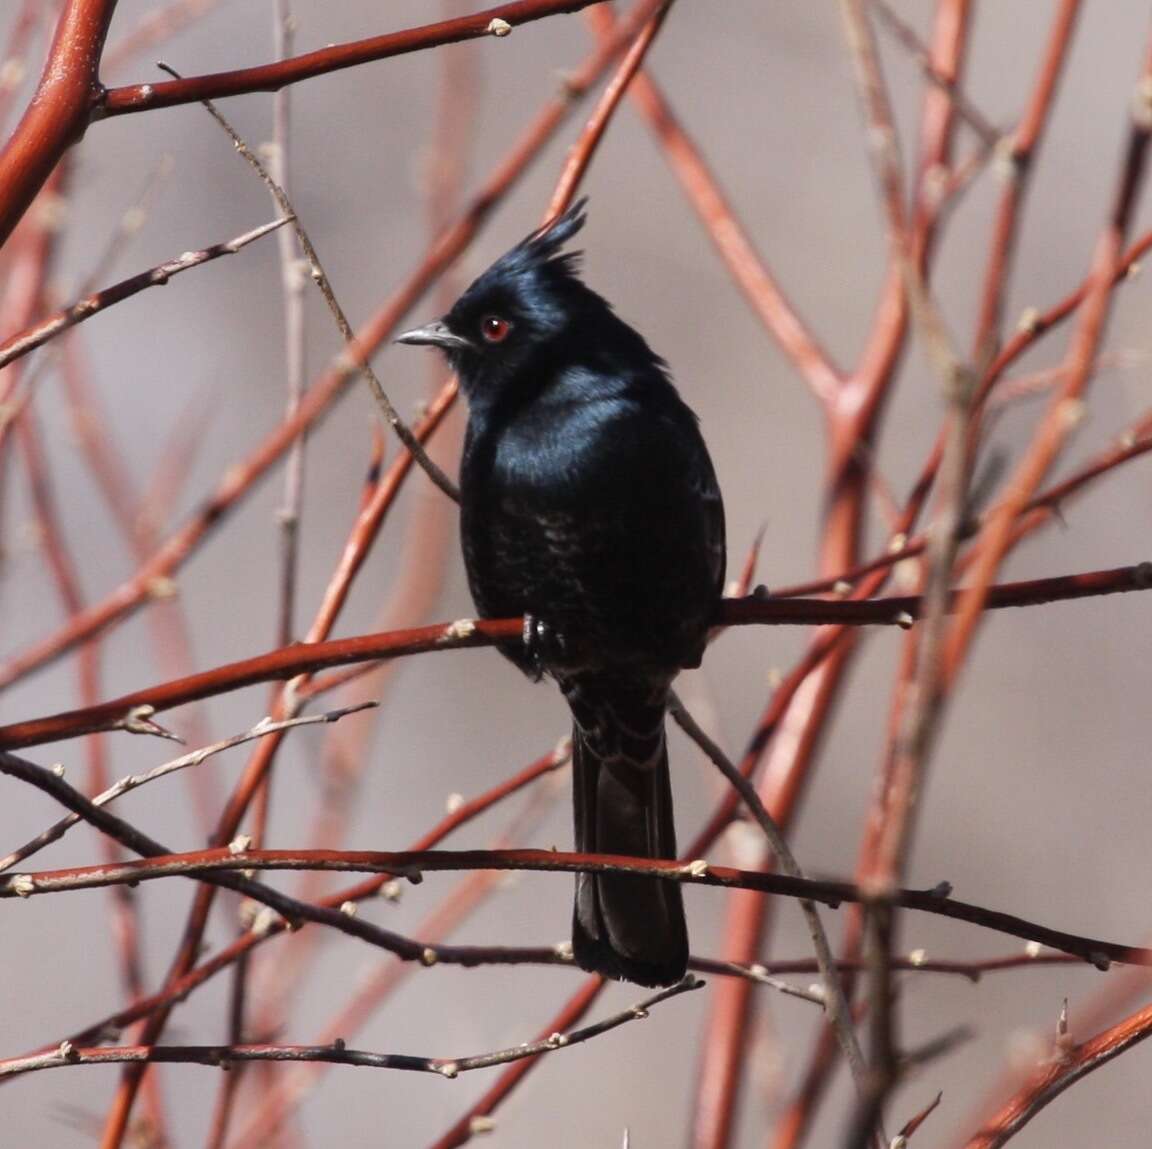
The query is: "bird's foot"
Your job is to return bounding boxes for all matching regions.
[522,614,569,681]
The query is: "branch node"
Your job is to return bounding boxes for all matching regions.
[146,576,178,600]
[1017,306,1041,334]
[858,874,897,901]
[249,906,280,937]
[8,874,35,897]
[487,17,513,36]
[118,704,182,742]
[1056,996,1069,1039]
[1132,74,1152,129]
[1057,397,1087,430]
[444,618,477,640]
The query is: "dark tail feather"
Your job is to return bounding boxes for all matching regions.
[569,691,688,988]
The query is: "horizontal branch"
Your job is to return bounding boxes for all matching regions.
[730,561,1152,626]
[2,846,1147,969]
[0,975,701,1080]
[97,0,610,117]
[0,562,1146,750]
[0,746,510,968]
[0,216,291,371]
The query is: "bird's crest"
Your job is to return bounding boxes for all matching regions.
[502,197,588,282]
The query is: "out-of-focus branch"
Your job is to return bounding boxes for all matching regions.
[204,9,307,1140]
[545,0,674,220]
[959,1000,1152,1149]
[941,39,1152,680]
[773,412,1152,600]
[100,0,223,76]
[869,0,999,147]
[0,0,44,135]
[587,6,844,405]
[670,695,868,1090]
[161,63,461,504]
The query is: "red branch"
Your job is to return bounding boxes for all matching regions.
[0,562,1145,750]
[97,0,610,116]
[0,0,117,246]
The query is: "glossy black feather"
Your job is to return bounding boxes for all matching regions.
[397,202,726,986]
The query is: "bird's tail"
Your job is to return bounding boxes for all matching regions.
[566,681,688,988]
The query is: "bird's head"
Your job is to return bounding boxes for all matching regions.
[395,199,594,398]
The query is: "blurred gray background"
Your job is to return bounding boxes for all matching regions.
[1,2,1150,1146]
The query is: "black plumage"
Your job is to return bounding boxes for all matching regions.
[396,201,725,987]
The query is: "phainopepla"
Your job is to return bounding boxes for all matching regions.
[395,201,725,987]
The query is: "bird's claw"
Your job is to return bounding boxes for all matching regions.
[523,614,568,681]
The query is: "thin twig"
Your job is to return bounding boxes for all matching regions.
[0,977,703,1081]
[0,216,290,370]
[0,705,375,872]
[869,0,1000,146]
[670,694,869,1092]
[156,62,461,503]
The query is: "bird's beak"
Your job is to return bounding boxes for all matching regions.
[394,320,473,351]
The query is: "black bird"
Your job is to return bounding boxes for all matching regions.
[396,201,725,987]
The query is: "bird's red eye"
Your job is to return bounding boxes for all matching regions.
[480,315,511,343]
